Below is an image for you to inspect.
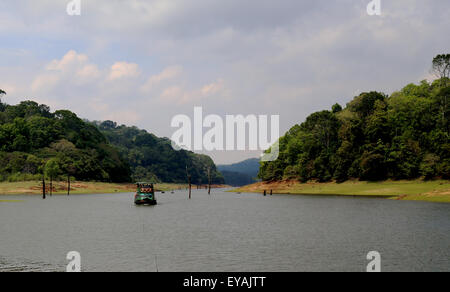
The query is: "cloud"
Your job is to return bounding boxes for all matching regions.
[30,50,102,93]
[108,62,140,80]
[200,79,224,96]
[141,65,183,92]
[1,0,449,164]
[158,78,226,105]
[76,64,101,81]
[46,50,88,71]
[9,49,226,137]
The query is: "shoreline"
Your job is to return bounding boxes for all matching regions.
[232,179,450,203]
[0,181,229,196]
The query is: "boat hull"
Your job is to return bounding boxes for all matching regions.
[135,198,157,206]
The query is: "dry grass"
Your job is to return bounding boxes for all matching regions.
[0,181,195,195]
[233,179,450,203]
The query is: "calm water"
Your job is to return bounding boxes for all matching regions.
[0,189,449,272]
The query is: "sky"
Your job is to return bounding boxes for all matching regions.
[0,0,449,164]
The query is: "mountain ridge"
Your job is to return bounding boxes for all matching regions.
[218,158,261,186]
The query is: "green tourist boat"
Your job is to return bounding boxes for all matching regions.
[134,182,157,205]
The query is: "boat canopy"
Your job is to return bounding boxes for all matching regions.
[136,182,155,193]
[136,182,155,187]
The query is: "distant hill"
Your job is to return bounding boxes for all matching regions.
[218,158,261,178]
[219,171,256,187]
[94,121,224,184]
[218,158,261,186]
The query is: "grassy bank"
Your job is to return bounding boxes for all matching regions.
[0,181,195,195]
[233,180,450,203]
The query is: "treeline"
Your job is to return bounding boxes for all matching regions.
[259,56,449,182]
[0,94,223,184]
[0,99,131,182]
[93,121,224,184]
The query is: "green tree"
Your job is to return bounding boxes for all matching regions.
[96,123,223,184]
[257,56,450,183]
[347,91,387,118]
[332,103,343,113]
[420,154,440,180]
[45,158,60,196]
[365,100,390,143]
[432,54,450,79]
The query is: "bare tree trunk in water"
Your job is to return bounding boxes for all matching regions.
[208,168,211,195]
[42,178,46,199]
[67,174,70,196]
[188,177,191,199]
[186,166,191,199]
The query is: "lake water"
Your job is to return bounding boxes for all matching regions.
[0,189,449,272]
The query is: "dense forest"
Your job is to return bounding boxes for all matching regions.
[93,121,224,184]
[259,55,450,182]
[0,93,223,184]
[0,99,131,182]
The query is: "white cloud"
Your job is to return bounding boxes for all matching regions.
[46,50,88,71]
[200,79,224,96]
[141,65,183,92]
[30,50,103,93]
[76,64,101,81]
[158,79,226,105]
[1,0,449,164]
[108,62,141,80]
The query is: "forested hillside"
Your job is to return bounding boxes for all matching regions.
[0,98,131,182]
[259,57,449,182]
[218,158,260,178]
[0,92,223,184]
[218,158,260,186]
[94,121,224,184]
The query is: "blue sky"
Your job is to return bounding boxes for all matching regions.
[0,0,449,164]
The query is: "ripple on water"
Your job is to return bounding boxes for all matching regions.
[0,257,60,272]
